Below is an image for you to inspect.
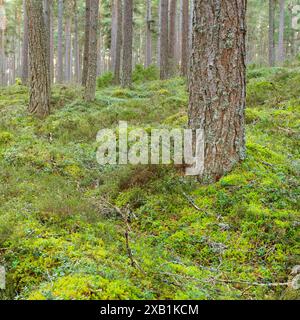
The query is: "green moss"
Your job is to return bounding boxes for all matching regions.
[0,131,14,145]
[0,68,299,300]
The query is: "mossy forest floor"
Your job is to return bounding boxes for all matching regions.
[0,67,299,300]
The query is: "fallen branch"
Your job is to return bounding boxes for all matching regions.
[182,192,202,212]
[99,197,145,274]
[156,271,291,289]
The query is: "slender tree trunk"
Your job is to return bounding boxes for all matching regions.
[12,32,16,84]
[97,30,101,76]
[121,0,133,87]
[189,0,194,50]
[43,0,51,85]
[0,0,6,86]
[111,0,118,72]
[278,0,285,64]
[180,0,189,76]
[269,0,275,67]
[57,0,64,83]
[82,0,91,86]
[74,0,80,83]
[113,0,122,84]
[145,0,152,67]
[26,0,51,117]
[84,0,99,101]
[188,0,247,183]
[65,16,72,82]
[21,0,29,84]
[175,4,181,65]
[49,0,54,84]
[159,0,169,79]
[168,0,177,76]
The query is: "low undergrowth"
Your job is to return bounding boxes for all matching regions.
[0,68,299,300]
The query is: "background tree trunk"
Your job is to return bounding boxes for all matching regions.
[49,0,54,84]
[111,0,118,72]
[278,0,285,64]
[180,0,189,76]
[74,0,80,83]
[168,0,177,76]
[145,0,152,67]
[188,0,247,183]
[159,0,169,79]
[21,0,29,84]
[113,0,122,84]
[269,0,275,67]
[26,0,51,117]
[43,0,51,85]
[57,0,64,83]
[84,0,99,101]
[65,15,72,82]
[82,0,91,86]
[121,0,133,87]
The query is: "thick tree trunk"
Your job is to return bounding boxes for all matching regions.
[57,0,64,83]
[121,0,133,87]
[84,0,99,101]
[269,0,275,67]
[278,0,285,64]
[82,0,91,87]
[159,0,169,79]
[26,0,51,117]
[21,0,29,84]
[145,0,152,67]
[168,0,177,76]
[180,0,189,76]
[188,0,247,183]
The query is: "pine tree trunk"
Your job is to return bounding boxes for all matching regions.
[57,0,64,83]
[21,0,29,84]
[189,0,194,50]
[269,0,275,67]
[0,0,6,86]
[159,0,169,79]
[49,0,54,84]
[188,0,247,183]
[145,0,152,67]
[74,0,80,83]
[65,16,72,82]
[121,0,133,87]
[43,0,51,85]
[168,0,177,76]
[97,31,101,76]
[278,0,285,64]
[84,0,99,101]
[180,0,189,76]
[82,0,91,87]
[113,0,122,84]
[26,0,51,117]
[111,0,118,72]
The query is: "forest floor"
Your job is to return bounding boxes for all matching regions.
[0,66,299,300]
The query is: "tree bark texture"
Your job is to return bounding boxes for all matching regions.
[84,0,99,101]
[26,0,51,117]
[121,0,133,87]
[188,0,247,183]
